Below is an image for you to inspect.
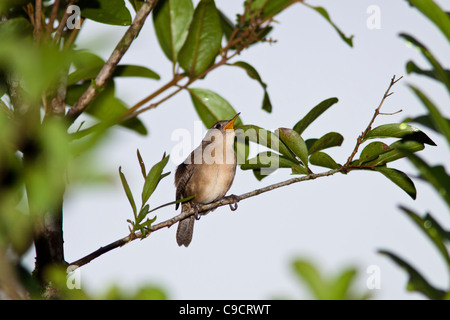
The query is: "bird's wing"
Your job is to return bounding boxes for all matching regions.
[174,155,195,210]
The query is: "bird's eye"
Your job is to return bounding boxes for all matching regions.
[215,123,221,129]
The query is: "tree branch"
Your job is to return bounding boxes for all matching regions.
[68,168,340,268]
[65,0,158,123]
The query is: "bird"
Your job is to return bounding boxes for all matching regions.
[174,113,240,247]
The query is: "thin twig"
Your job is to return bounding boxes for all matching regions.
[343,75,403,168]
[68,168,340,268]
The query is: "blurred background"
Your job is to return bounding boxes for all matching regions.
[21,0,450,299]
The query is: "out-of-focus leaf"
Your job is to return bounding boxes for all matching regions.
[406,61,450,84]
[128,0,145,13]
[379,250,447,300]
[409,85,450,148]
[308,132,343,155]
[363,123,435,145]
[401,34,450,93]
[78,0,132,26]
[142,154,170,205]
[302,4,354,47]
[357,141,391,165]
[374,167,417,199]
[405,0,450,42]
[399,206,450,264]
[293,98,339,135]
[236,125,292,158]
[231,61,272,112]
[188,88,242,128]
[405,114,450,134]
[276,128,308,167]
[119,167,137,217]
[401,152,450,207]
[178,0,222,77]
[153,0,194,65]
[218,9,235,41]
[363,140,424,166]
[85,85,147,135]
[309,152,340,170]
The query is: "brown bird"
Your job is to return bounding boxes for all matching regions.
[175,113,240,247]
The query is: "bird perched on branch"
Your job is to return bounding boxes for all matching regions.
[175,113,240,247]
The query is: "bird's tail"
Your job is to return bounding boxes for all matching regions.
[176,215,195,247]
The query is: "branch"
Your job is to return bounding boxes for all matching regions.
[65,0,158,123]
[343,75,403,168]
[68,168,340,268]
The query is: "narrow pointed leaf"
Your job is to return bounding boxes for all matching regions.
[153,0,194,65]
[309,152,340,169]
[119,167,137,217]
[308,132,343,155]
[136,149,147,179]
[293,98,339,135]
[375,167,417,199]
[178,0,222,77]
[188,88,242,128]
[142,154,170,205]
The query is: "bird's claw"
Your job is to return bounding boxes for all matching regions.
[227,194,240,211]
[192,204,201,220]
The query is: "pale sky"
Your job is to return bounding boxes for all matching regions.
[24,0,450,299]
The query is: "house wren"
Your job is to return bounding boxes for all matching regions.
[175,113,240,247]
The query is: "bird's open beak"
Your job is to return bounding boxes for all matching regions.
[224,112,240,130]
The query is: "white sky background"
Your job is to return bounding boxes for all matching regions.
[24,0,450,299]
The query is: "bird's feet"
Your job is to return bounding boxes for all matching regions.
[190,203,201,220]
[226,194,240,211]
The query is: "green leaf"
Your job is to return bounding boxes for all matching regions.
[363,140,424,167]
[409,85,450,148]
[406,60,450,84]
[379,250,447,300]
[178,0,222,77]
[188,88,242,128]
[293,98,339,135]
[236,125,292,158]
[405,0,450,42]
[309,152,340,169]
[357,141,391,165]
[78,0,132,26]
[374,167,417,199]
[128,0,145,13]
[153,0,194,65]
[401,152,450,207]
[276,127,309,167]
[401,34,450,93]
[113,65,160,79]
[308,132,343,155]
[405,114,450,135]
[142,154,170,205]
[137,204,150,224]
[399,206,450,265]
[231,61,272,112]
[241,151,302,171]
[85,84,148,135]
[119,167,137,218]
[218,9,235,41]
[364,123,435,145]
[249,0,295,20]
[302,4,354,47]
[148,195,195,214]
[136,149,147,179]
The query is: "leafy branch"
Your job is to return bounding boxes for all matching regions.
[68,75,434,268]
